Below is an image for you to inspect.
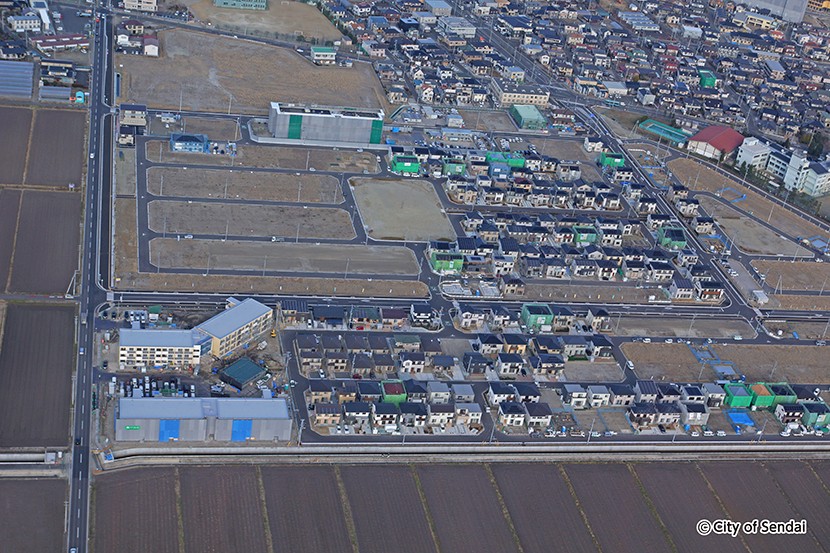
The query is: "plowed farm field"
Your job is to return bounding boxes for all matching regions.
[24,109,85,187]
[0,478,66,552]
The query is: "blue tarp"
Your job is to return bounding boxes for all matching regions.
[158,419,180,441]
[231,419,252,441]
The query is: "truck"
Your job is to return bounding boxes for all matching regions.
[77,9,93,16]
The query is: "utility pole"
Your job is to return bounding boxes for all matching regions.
[344,257,350,280]
[687,313,696,336]
[769,360,778,381]
[263,256,267,277]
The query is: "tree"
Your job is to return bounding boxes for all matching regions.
[739,161,747,175]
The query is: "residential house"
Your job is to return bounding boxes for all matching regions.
[776,403,806,425]
[524,402,553,427]
[313,404,342,426]
[308,380,335,404]
[498,401,527,427]
[563,384,587,408]
[496,352,524,377]
[372,402,399,427]
[635,380,660,403]
[400,402,429,426]
[609,384,636,406]
[587,385,611,407]
[655,403,682,426]
[680,402,710,427]
[427,381,452,404]
[561,336,589,360]
[455,403,482,426]
[464,351,491,375]
[343,402,372,425]
[398,351,426,374]
[627,402,658,428]
[403,379,429,403]
[488,382,516,406]
[511,382,541,403]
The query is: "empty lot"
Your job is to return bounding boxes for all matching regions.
[25,109,85,187]
[147,167,343,203]
[0,478,66,552]
[148,201,356,240]
[752,259,830,290]
[151,239,418,275]
[118,29,388,113]
[8,191,82,294]
[190,0,341,40]
[0,304,75,448]
[0,107,32,185]
[351,178,455,241]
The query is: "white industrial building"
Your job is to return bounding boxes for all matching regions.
[268,102,384,145]
[736,136,830,197]
[437,16,476,39]
[118,328,211,369]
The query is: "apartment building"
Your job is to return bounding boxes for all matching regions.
[196,297,273,358]
[489,78,550,106]
[124,0,157,11]
[118,329,210,368]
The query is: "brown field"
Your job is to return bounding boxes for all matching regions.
[148,201,356,239]
[115,148,137,195]
[25,109,85,187]
[699,462,818,552]
[697,195,808,256]
[118,29,388,114]
[114,198,139,277]
[182,116,239,140]
[564,463,673,552]
[260,466,351,553]
[351,178,455,241]
[711,344,830,383]
[615,315,753,339]
[93,468,179,553]
[147,166,343,203]
[340,465,437,553]
[752,260,830,290]
[0,478,66,552]
[621,343,703,382]
[190,0,341,40]
[458,110,516,132]
[491,464,597,553]
[237,145,378,172]
[8,191,81,294]
[145,139,232,165]
[0,304,75,447]
[633,463,736,553]
[151,239,418,275]
[670,158,826,241]
[524,283,664,304]
[772,293,830,310]
[0,107,32,184]
[179,466,269,553]
[417,465,518,553]
[563,360,624,382]
[764,461,830,551]
[0,189,22,290]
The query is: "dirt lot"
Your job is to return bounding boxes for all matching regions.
[0,107,32,185]
[25,109,85,187]
[179,466,269,552]
[615,315,753,339]
[563,360,623,382]
[351,178,455,241]
[764,462,830,551]
[772,293,830,310]
[148,201,356,239]
[491,464,598,553]
[752,259,830,290]
[417,465,518,553]
[114,198,139,278]
[92,467,179,553]
[151,239,418,275]
[115,148,137,195]
[183,116,239,140]
[260,466,351,553]
[525,283,669,304]
[633,463,740,553]
[147,167,342,203]
[0,303,75,448]
[621,342,705,382]
[0,189,21,290]
[564,463,673,552]
[118,29,388,113]
[8,191,82,294]
[458,110,516,132]
[0,478,66,552]
[670,157,826,242]
[237,145,377,172]
[767,319,830,340]
[341,465,437,553]
[626,143,671,187]
[190,0,341,40]
[697,195,809,257]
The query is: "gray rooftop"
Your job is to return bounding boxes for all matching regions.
[119,397,289,420]
[196,298,272,338]
[119,328,200,348]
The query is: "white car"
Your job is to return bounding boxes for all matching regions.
[89,152,95,159]
[690,431,700,437]
[716,430,726,437]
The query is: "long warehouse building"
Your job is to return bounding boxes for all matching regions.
[268,102,384,144]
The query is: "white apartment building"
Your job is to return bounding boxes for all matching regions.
[124,0,157,12]
[119,329,209,368]
[736,137,830,197]
[8,13,41,33]
[735,137,771,170]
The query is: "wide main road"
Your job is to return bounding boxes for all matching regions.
[68,9,113,553]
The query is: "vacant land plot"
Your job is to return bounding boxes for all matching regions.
[711,344,830,383]
[93,468,179,553]
[417,465,518,553]
[563,360,623,382]
[119,29,387,113]
[458,110,516,132]
[599,408,634,434]
[491,464,597,553]
[9,191,81,294]
[620,343,703,382]
[179,466,268,553]
[114,198,139,278]
[115,148,136,196]
[25,109,85,187]
[238,145,377,172]
[525,283,664,304]
[151,239,418,274]
[565,463,673,552]
[183,116,239,140]
[148,201,355,239]
[0,107,32,185]
[0,304,74,447]
[772,293,830,310]
[0,189,21,290]
[700,462,818,552]
[351,178,455,241]
[341,465,437,553]
[752,260,830,290]
[765,461,830,551]
[616,315,753,339]
[0,478,66,552]
[670,158,826,241]
[698,195,809,256]
[145,140,232,165]
[633,463,735,553]
[147,167,342,203]
[260,466,351,553]
[190,0,341,40]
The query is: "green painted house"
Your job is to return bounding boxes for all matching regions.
[521,303,553,329]
[724,383,752,408]
[430,251,464,275]
[766,383,797,408]
[509,104,547,130]
[486,151,525,168]
[381,380,407,406]
[699,70,717,88]
[749,383,774,409]
[657,227,687,249]
[802,402,830,428]
[573,225,598,245]
[599,152,625,168]
[442,159,466,175]
[390,155,420,173]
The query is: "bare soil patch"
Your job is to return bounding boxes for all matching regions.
[237,145,378,172]
[615,315,753,339]
[25,109,85,187]
[563,360,624,382]
[772,294,830,310]
[115,148,136,196]
[118,29,387,113]
[182,116,239,140]
[351,177,455,241]
[765,461,830,551]
[525,283,667,304]
[0,189,21,290]
[458,110,516,132]
[190,0,341,40]
[151,239,418,274]
[145,140,232,165]
[148,200,356,239]
[620,343,703,382]
[0,478,66,552]
[148,167,342,202]
[114,198,139,280]
[752,259,830,290]
[711,344,830,383]
[0,107,32,185]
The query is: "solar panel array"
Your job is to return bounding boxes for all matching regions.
[0,60,34,99]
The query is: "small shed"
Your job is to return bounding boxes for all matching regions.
[219,358,266,389]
